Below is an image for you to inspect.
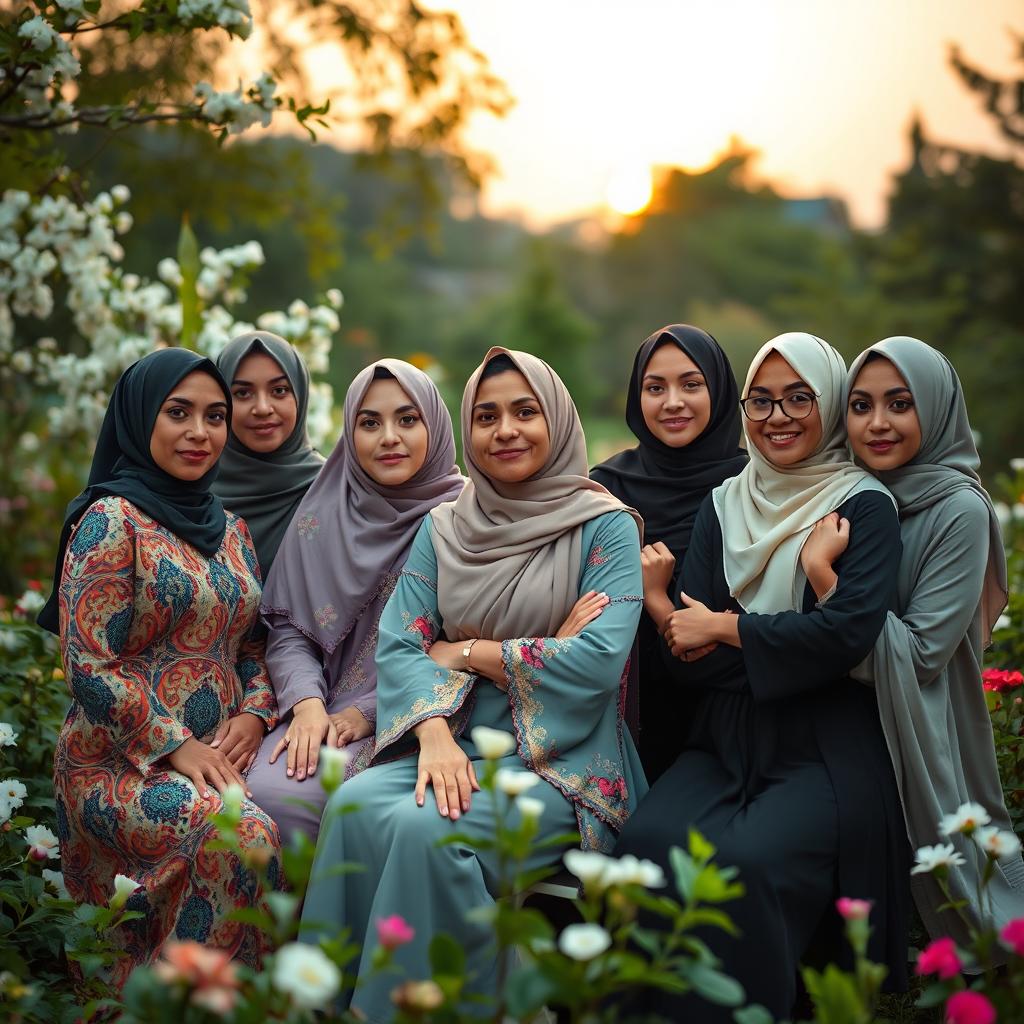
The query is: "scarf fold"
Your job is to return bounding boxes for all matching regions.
[260,359,464,655]
[212,331,325,575]
[712,332,890,613]
[591,324,747,560]
[430,347,640,641]
[39,348,230,634]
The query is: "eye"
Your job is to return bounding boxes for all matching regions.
[891,399,914,413]
[208,411,226,424]
[475,412,495,425]
[683,380,706,391]
[359,417,379,429]
[645,384,664,394]
[748,397,772,411]
[789,392,813,406]
[849,399,870,415]
[516,407,539,419]
[272,385,292,399]
[399,414,421,427]
[232,388,252,400]
[167,406,187,419]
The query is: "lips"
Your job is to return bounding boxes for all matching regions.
[867,440,899,452]
[660,417,693,431]
[178,450,210,462]
[491,448,529,461]
[376,453,408,465]
[766,431,801,446]
[248,423,283,434]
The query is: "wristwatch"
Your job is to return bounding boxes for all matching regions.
[462,638,479,670]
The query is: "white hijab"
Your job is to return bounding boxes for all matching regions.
[712,332,892,613]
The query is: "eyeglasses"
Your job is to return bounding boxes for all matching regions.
[740,392,816,422]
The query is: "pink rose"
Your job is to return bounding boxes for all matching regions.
[916,937,962,980]
[945,991,996,1024]
[377,914,415,950]
[1001,917,1024,956]
[835,897,873,921]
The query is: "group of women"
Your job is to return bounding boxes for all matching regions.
[37,321,1023,1022]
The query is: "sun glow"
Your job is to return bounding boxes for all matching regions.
[606,164,653,216]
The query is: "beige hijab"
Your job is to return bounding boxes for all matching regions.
[430,347,641,640]
[712,332,891,613]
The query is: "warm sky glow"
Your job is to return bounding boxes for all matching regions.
[606,164,654,216]
[437,0,1022,229]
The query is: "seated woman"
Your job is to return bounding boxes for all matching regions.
[591,324,746,782]
[248,360,464,843]
[826,337,1024,947]
[616,333,909,1022]
[37,349,280,992]
[213,330,325,579]
[300,348,645,1020]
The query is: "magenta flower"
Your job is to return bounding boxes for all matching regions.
[1001,917,1024,956]
[916,937,962,980]
[376,914,415,950]
[835,897,873,921]
[945,990,996,1024]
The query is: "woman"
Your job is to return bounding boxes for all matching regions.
[301,348,645,1020]
[37,348,280,991]
[812,336,1024,948]
[617,333,909,1022]
[248,360,464,843]
[213,331,325,577]
[591,324,746,781]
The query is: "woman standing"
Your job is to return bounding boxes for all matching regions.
[213,331,325,578]
[591,324,746,781]
[825,337,1024,947]
[617,333,909,1022]
[301,348,645,1020]
[248,360,464,843]
[38,349,280,991]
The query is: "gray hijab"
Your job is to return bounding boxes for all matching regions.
[848,336,1022,950]
[260,358,465,655]
[213,331,325,576]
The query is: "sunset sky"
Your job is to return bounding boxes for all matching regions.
[439,0,1022,228]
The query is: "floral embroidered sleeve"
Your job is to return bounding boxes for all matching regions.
[372,517,476,761]
[59,501,190,774]
[501,511,643,812]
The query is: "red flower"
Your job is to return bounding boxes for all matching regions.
[376,914,415,950]
[945,990,996,1024]
[835,897,873,921]
[982,668,1024,693]
[596,777,627,800]
[916,937,962,980]
[1001,916,1024,956]
[519,640,544,670]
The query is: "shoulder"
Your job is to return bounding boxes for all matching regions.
[584,511,642,565]
[70,496,138,550]
[839,486,898,520]
[929,487,991,529]
[225,509,250,542]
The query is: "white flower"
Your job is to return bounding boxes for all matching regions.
[0,779,28,821]
[41,869,70,900]
[318,745,350,791]
[18,16,59,51]
[599,854,666,889]
[0,723,17,748]
[558,923,612,961]
[18,432,39,453]
[1010,458,1024,473]
[995,614,1011,632]
[516,796,545,821]
[273,943,341,1009]
[940,802,991,836]
[976,826,1022,861]
[495,768,541,796]
[470,726,516,760]
[326,287,343,309]
[109,873,141,909]
[0,631,21,654]
[24,824,59,861]
[911,842,968,875]
[563,849,614,888]
[15,589,45,614]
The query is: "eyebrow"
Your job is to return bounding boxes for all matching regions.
[231,375,289,386]
[472,396,537,413]
[850,386,913,398]
[357,404,418,417]
[165,396,228,409]
[642,371,705,382]
[748,380,809,395]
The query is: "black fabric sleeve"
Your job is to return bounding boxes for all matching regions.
[739,489,901,703]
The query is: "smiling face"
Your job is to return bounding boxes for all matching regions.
[847,355,922,471]
[470,368,551,483]
[353,376,429,486]
[149,371,229,480]
[744,351,823,467]
[229,351,298,453]
[639,342,712,447]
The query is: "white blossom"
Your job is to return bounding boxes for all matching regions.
[110,873,141,909]
[326,287,344,309]
[273,944,341,1008]
[495,768,542,796]
[15,589,45,615]
[1010,458,1024,473]
[911,843,968,875]
[939,802,991,837]
[0,723,18,748]
[516,796,545,821]
[18,16,59,51]
[976,826,1022,861]
[25,824,60,861]
[41,868,70,900]
[318,746,350,791]
[470,726,516,760]
[558,923,612,961]
[564,849,614,888]
[599,854,666,889]
[995,614,1011,632]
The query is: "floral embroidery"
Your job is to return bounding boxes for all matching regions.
[315,604,338,629]
[519,638,545,670]
[591,775,627,801]
[586,545,609,568]
[401,609,437,654]
[296,513,320,539]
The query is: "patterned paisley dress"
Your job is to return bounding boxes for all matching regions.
[53,496,281,988]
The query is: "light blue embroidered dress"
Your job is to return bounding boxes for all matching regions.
[301,509,645,1021]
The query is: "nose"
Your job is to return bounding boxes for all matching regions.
[253,389,273,416]
[765,402,793,427]
[495,413,519,440]
[186,415,209,442]
[380,421,401,447]
[663,387,685,410]
[868,405,891,432]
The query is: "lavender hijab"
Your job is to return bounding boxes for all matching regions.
[260,359,464,654]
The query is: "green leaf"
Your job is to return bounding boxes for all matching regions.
[177,214,200,350]
[688,829,716,863]
[429,932,466,977]
[670,846,699,902]
[733,1004,775,1024]
[685,963,745,1007]
[504,964,560,1018]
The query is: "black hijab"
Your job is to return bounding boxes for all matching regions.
[38,348,231,634]
[591,324,747,560]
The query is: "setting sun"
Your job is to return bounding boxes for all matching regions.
[606,164,653,216]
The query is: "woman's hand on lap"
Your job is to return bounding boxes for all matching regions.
[168,736,252,800]
[413,717,479,820]
[328,706,372,746]
[210,712,265,773]
[269,696,336,780]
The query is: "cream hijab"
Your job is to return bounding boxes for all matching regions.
[712,332,891,613]
[430,347,641,640]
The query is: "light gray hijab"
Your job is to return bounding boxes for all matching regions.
[712,332,890,613]
[848,336,1022,951]
[213,331,325,576]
